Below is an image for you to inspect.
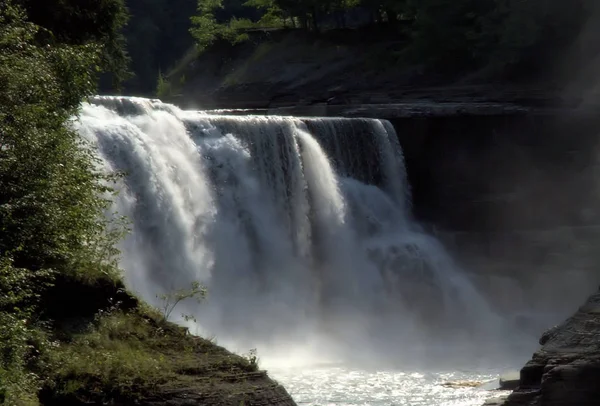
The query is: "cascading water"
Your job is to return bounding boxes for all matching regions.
[74,96,518,374]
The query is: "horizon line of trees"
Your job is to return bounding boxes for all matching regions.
[191,0,408,42]
[188,0,593,76]
[18,0,590,98]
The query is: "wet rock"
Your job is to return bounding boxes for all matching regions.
[441,380,483,388]
[140,375,297,406]
[499,371,520,390]
[479,379,501,391]
[498,289,600,406]
[539,325,560,345]
[483,395,509,406]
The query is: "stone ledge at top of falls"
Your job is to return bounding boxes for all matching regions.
[207,101,532,119]
[485,287,600,406]
[182,89,587,120]
[171,81,592,120]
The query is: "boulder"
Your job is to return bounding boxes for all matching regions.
[483,395,510,406]
[441,380,483,388]
[499,371,520,390]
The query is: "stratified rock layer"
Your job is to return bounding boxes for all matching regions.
[136,371,296,406]
[500,289,600,406]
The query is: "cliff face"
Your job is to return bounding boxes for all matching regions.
[165,28,577,112]
[500,288,600,406]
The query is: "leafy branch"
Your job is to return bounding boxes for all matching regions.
[156,281,207,322]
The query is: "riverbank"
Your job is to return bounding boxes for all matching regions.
[21,273,296,405]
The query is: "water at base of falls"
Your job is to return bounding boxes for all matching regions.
[74,96,530,373]
[271,366,511,406]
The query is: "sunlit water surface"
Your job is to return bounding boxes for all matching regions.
[269,366,508,406]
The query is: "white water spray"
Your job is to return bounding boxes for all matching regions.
[75,96,515,368]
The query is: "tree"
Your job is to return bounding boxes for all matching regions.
[190,0,227,50]
[123,0,198,95]
[0,1,126,401]
[156,281,207,322]
[402,0,588,75]
[405,0,495,70]
[13,0,131,90]
[185,0,589,80]
[190,0,253,50]
[244,0,288,26]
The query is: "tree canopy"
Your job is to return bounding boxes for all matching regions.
[122,0,198,95]
[13,0,131,90]
[0,0,125,401]
[188,0,592,77]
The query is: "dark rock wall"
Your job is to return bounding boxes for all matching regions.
[501,289,600,406]
[390,113,600,233]
[389,111,600,319]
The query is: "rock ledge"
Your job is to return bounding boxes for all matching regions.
[490,288,600,406]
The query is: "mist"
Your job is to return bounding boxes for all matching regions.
[71,96,555,377]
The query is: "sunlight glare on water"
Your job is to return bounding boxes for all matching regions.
[269,366,508,406]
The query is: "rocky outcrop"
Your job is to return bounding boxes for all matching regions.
[135,371,296,406]
[496,288,600,406]
[484,396,510,406]
[499,372,520,390]
[37,277,297,406]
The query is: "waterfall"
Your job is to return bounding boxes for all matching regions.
[74,96,509,367]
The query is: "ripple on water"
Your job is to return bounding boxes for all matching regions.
[269,367,510,406]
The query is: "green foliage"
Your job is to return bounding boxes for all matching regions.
[199,0,226,14]
[186,0,588,77]
[0,256,49,405]
[243,0,287,27]
[156,70,173,99]
[46,311,173,403]
[43,308,259,404]
[190,0,254,51]
[190,12,226,51]
[121,0,198,95]
[0,0,128,402]
[404,0,588,74]
[13,0,132,90]
[229,17,258,30]
[156,281,207,322]
[0,1,266,404]
[0,0,124,280]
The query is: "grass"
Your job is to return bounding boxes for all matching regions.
[39,298,262,405]
[2,253,286,405]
